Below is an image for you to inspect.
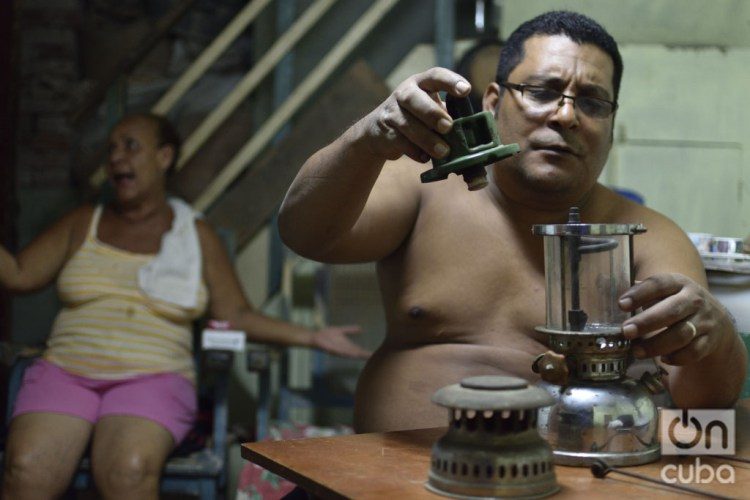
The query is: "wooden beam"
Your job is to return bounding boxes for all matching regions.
[206,60,389,248]
[166,99,255,203]
[0,0,16,342]
[193,0,400,213]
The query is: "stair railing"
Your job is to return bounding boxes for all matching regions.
[88,0,275,187]
[192,0,400,212]
[177,0,340,172]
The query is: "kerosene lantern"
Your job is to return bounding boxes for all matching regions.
[531,208,663,467]
[427,376,559,498]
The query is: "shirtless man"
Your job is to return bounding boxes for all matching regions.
[278,11,747,432]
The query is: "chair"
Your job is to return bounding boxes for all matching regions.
[257,259,363,434]
[0,228,241,499]
[1,336,232,499]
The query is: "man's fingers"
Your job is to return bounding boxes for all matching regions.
[397,88,453,134]
[340,325,363,335]
[622,290,700,338]
[376,120,432,162]
[632,318,700,359]
[430,91,446,109]
[661,333,713,365]
[384,108,450,159]
[394,133,430,163]
[619,274,684,312]
[353,347,372,359]
[414,67,471,96]
[369,67,470,162]
[392,68,468,132]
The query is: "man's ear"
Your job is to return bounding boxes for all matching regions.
[483,82,501,116]
[157,144,175,174]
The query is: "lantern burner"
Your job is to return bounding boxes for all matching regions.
[427,376,559,498]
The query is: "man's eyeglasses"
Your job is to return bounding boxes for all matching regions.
[500,82,618,119]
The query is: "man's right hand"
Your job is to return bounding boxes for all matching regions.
[356,67,472,164]
[279,70,469,262]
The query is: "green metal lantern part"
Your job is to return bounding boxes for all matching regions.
[420,96,520,190]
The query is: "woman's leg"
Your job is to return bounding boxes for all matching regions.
[90,371,196,499]
[4,359,101,499]
[2,413,93,499]
[90,415,174,500]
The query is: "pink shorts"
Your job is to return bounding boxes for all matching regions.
[12,359,197,445]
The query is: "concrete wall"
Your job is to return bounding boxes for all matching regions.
[498,0,750,46]
[603,44,750,236]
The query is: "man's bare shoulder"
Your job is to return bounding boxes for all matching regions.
[382,157,486,205]
[593,185,680,231]
[290,156,433,264]
[593,185,704,283]
[380,156,430,185]
[370,156,433,217]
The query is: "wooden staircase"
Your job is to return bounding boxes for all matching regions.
[73,0,405,252]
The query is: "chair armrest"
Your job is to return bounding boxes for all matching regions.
[0,342,44,369]
[245,347,272,372]
[3,344,44,427]
[244,346,283,440]
[202,349,234,371]
[196,347,232,460]
[199,326,244,372]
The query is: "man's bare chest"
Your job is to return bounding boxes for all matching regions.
[380,207,549,342]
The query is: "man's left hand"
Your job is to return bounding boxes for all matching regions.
[618,273,730,365]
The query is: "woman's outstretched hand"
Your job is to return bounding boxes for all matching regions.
[311,325,371,359]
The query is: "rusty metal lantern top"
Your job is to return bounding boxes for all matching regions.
[432,375,554,411]
[427,376,558,499]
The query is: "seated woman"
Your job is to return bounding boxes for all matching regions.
[0,113,369,499]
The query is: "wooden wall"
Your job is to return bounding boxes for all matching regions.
[0,0,16,342]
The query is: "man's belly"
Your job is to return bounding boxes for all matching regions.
[354,338,544,433]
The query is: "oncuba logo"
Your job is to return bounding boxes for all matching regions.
[660,457,735,485]
[660,409,735,455]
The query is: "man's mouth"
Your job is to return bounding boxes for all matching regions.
[532,143,578,156]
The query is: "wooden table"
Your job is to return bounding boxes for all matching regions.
[242,401,750,499]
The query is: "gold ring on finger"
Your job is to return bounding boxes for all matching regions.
[685,320,697,339]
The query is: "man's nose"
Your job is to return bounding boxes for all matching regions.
[551,95,579,127]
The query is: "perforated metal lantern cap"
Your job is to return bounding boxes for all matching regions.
[426,376,558,499]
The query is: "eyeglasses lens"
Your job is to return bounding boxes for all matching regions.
[520,87,613,118]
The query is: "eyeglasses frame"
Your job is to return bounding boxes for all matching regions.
[499,81,618,118]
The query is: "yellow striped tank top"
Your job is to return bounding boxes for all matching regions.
[44,205,209,382]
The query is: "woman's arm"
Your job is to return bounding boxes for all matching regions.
[1,206,88,294]
[198,220,369,358]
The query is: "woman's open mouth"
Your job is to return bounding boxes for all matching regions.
[111,172,136,186]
